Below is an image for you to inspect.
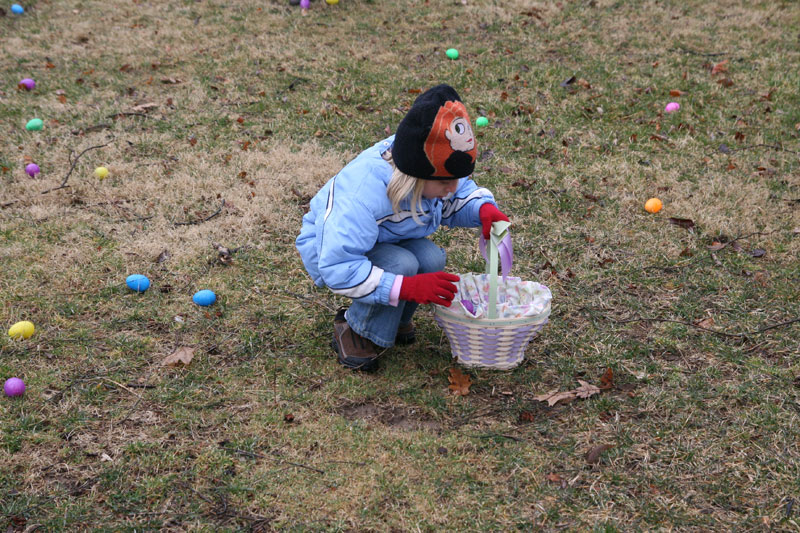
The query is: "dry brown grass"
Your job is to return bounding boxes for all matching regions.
[2,0,800,531]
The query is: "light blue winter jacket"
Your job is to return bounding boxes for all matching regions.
[295,136,497,305]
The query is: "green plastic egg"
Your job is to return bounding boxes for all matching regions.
[445,48,459,60]
[26,118,44,131]
[476,117,489,127]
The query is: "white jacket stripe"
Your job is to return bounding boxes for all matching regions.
[329,265,385,298]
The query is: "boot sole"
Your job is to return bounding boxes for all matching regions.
[331,336,379,372]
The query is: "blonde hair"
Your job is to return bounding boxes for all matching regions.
[384,151,426,225]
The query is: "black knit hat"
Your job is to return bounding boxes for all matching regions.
[393,84,477,180]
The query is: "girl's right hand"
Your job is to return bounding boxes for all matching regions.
[399,272,460,306]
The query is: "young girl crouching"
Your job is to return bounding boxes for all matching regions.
[295,84,509,371]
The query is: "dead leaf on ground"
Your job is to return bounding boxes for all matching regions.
[585,444,614,464]
[669,89,684,97]
[695,317,715,329]
[546,473,563,483]
[599,367,614,390]
[668,217,696,230]
[131,102,158,113]
[161,77,182,84]
[161,346,196,367]
[448,367,472,396]
[711,59,729,75]
[575,380,600,399]
[534,389,576,407]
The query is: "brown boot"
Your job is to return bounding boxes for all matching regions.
[395,322,416,346]
[331,309,380,372]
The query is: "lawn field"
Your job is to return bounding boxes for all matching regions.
[1,0,799,531]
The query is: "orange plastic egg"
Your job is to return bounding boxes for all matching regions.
[645,198,663,213]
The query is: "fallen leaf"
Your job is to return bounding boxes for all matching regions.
[161,77,182,84]
[155,249,171,263]
[575,380,600,399]
[100,453,114,462]
[161,346,196,367]
[717,78,734,87]
[585,444,613,464]
[711,59,729,75]
[131,102,158,113]
[560,76,576,87]
[546,473,563,483]
[750,248,766,258]
[708,242,726,251]
[696,317,715,329]
[283,413,295,423]
[448,367,472,396]
[669,89,684,97]
[57,94,67,104]
[518,411,535,423]
[534,389,576,407]
[668,217,696,230]
[718,143,731,154]
[599,367,614,390]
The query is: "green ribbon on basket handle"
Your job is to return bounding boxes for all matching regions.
[479,220,512,319]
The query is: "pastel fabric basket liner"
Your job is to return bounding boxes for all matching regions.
[434,221,551,370]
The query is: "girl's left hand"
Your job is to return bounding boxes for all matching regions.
[479,203,510,239]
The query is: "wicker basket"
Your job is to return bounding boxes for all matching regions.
[434,222,550,370]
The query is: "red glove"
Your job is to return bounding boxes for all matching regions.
[479,203,511,239]
[399,272,460,307]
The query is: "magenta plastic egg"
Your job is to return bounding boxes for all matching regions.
[19,78,36,90]
[665,102,680,113]
[300,0,309,7]
[4,377,26,397]
[25,163,40,177]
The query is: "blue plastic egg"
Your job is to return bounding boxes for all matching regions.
[126,274,151,292]
[11,4,24,14]
[192,289,216,306]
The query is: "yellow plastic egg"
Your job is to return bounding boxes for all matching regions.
[8,321,35,340]
[94,166,109,180]
[644,198,663,213]
[326,0,339,4]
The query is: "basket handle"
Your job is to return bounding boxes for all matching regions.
[480,220,512,319]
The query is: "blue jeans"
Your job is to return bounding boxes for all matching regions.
[346,238,447,348]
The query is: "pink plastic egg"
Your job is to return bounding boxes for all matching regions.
[25,163,40,177]
[665,102,680,113]
[4,377,26,397]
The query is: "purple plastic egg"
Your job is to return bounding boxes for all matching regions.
[19,78,36,90]
[300,0,310,8]
[25,163,40,177]
[4,377,26,397]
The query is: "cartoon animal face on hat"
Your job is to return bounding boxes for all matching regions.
[393,84,477,180]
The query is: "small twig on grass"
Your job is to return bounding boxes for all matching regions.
[41,137,115,194]
[473,433,524,442]
[106,112,153,119]
[173,200,226,226]
[280,289,337,313]
[583,307,800,339]
[222,445,325,474]
[670,46,728,57]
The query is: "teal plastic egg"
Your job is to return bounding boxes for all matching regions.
[192,290,216,306]
[126,274,150,292]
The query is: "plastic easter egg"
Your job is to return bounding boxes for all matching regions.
[4,378,25,397]
[326,0,339,4]
[25,118,43,131]
[25,163,40,177]
[11,4,24,14]
[475,116,489,127]
[300,0,309,7]
[19,78,36,90]
[8,321,35,340]
[126,274,151,292]
[445,48,459,60]
[645,198,663,214]
[665,102,680,113]
[94,166,109,179]
[192,289,217,306]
